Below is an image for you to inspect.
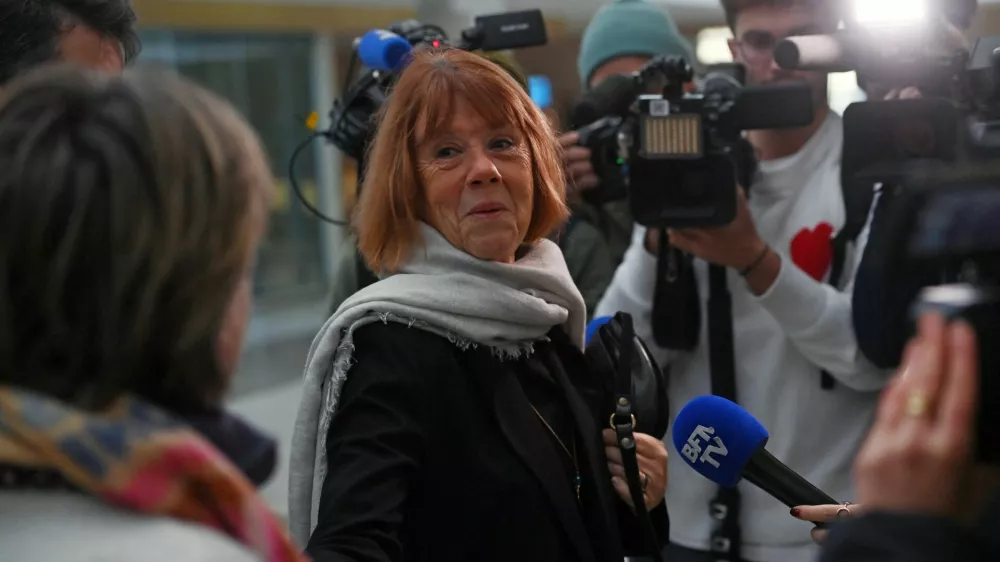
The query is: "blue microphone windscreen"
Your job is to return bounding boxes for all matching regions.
[671,395,769,488]
[358,30,412,72]
[529,75,553,109]
[585,316,613,346]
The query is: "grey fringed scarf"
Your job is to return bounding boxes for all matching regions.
[287,223,586,545]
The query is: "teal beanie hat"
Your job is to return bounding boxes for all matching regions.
[578,0,696,89]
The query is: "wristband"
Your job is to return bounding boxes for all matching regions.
[739,245,770,277]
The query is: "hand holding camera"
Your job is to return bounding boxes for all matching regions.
[559,131,599,196]
[666,189,768,271]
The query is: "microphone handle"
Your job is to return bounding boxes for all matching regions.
[742,447,839,508]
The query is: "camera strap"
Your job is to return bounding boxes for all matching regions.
[652,232,700,351]
[707,263,742,562]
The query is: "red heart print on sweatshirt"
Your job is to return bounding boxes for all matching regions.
[790,222,834,281]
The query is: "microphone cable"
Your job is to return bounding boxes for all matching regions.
[288,25,478,227]
[287,50,363,227]
[288,131,348,226]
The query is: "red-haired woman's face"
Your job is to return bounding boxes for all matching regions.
[416,97,534,263]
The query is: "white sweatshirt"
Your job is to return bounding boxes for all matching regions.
[595,112,889,562]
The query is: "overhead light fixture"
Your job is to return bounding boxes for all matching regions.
[852,0,929,28]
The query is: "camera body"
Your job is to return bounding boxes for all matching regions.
[571,58,814,228]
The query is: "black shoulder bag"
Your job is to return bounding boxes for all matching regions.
[586,312,670,561]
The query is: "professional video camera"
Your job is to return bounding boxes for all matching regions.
[287,10,547,226]
[568,57,814,228]
[778,0,1000,461]
[774,0,983,189]
[329,10,547,166]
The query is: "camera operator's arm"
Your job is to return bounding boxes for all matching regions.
[669,189,887,390]
[594,226,674,367]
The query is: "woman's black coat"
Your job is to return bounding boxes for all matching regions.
[306,321,666,562]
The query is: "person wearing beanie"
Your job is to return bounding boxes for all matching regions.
[576,0,696,89]
[557,0,696,318]
[596,1,891,561]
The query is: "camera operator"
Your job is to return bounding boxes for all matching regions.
[558,0,696,315]
[793,314,1000,561]
[595,1,889,561]
[0,0,139,85]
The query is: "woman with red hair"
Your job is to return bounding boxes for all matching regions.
[289,48,669,562]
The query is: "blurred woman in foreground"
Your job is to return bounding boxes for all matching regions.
[289,48,668,562]
[0,66,304,562]
[791,314,1000,560]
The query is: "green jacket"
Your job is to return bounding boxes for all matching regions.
[558,218,615,320]
[559,199,634,316]
[572,200,633,264]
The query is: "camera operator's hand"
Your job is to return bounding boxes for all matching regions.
[559,132,599,196]
[853,313,979,518]
[603,429,667,511]
[666,188,776,293]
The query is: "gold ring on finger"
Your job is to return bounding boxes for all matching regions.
[905,391,932,418]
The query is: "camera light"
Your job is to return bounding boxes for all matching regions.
[640,114,703,159]
[852,0,929,28]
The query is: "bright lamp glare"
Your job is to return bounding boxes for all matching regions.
[853,0,928,26]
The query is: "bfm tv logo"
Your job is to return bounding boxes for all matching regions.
[681,425,729,468]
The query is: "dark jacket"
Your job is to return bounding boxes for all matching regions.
[306,321,666,562]
[852,185,940,368]
[820,492,1000,562]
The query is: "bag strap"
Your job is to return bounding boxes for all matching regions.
[707,264,743,562]
[610,313,665,562]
